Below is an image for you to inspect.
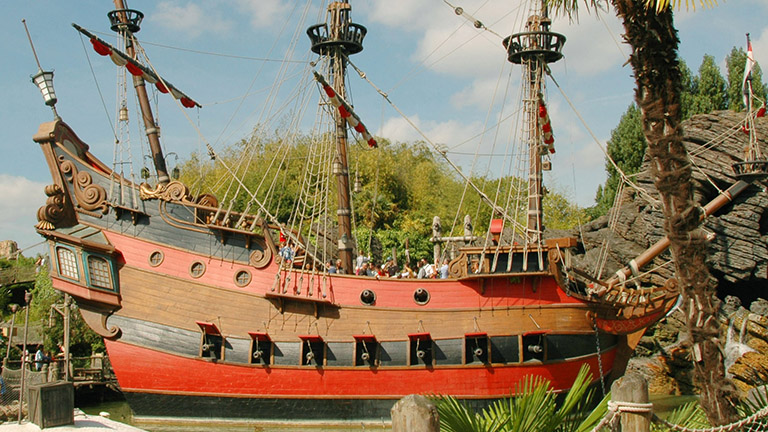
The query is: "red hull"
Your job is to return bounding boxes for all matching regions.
[106,339,616,398]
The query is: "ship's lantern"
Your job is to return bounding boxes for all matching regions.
[32,70,57,107]
[119,105,129,122]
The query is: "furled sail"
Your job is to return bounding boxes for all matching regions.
[72,23,201,109]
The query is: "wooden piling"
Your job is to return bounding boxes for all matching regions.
[611,374,651,432]
[391,394,439,432]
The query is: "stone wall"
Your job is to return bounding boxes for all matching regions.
[0,240,18,260]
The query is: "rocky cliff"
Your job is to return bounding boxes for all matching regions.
[570,110,768,395]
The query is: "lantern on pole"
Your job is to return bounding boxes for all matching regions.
[23,19,60,119]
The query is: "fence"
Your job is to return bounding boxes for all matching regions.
[590,374,768,432]
[0,354,114,422]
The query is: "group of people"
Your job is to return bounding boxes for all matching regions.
[347,256,450,279]
[279,237,452,279]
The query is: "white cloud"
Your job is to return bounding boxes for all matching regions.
[557,12,628,76]
[753,27,768,72]
[378,114,482,149]
[151,1,234,38]
[232,0,285,30]
[0,175,47,252]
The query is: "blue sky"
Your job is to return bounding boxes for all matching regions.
[2,0,767,256]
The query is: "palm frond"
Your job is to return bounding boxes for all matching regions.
[644,0,719,14]
[652,401,710,431]
[574,391,611,432]
[435,395,504,432]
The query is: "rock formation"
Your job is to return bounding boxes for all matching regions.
[0,240,18,260]
[569,110,768,395]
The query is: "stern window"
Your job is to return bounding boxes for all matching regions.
[87,255,112,290]
[56,247,78,280]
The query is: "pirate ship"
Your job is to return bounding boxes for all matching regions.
[28,0,755,421]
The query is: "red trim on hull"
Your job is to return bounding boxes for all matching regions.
[594,309,666,335]
[101,230,586,310]
[105,340,616,398]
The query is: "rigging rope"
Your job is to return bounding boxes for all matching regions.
[545,69,660,208]
[345,56,529,235]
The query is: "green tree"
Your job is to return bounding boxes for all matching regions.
[685,55,728,117]
[591,103,645,217]
[726,46,767,111]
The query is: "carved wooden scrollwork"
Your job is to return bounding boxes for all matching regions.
[60,160,108,214]
[449,254,468,278]
[36,184,75,229]
[249,238,273,269]
[140,181,192,202]
[79,305,121,339]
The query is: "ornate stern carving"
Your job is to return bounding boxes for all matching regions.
[140,181,192,202]
[249,238,273,269]
[79,303,121,339]
[36,184,76,229]
[60,159,109,215]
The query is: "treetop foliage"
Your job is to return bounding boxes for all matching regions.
[589,48,767,218]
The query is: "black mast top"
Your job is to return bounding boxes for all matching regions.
[110,1,170,186]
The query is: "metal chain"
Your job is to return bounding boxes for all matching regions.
[594,323,606,398]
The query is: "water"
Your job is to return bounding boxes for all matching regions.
[79,399,391,431]
[80,395,698,431]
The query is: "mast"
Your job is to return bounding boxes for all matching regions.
[503,2,565,244]
[110,1,170,185]
[308,1,367,274]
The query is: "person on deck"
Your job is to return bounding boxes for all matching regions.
[383,257,398,277]
[424,261,437,279]
[400,262,415,278]
[35,347,45,371]
[327,260,337,274]
[439,259,450,279]
[416,259,428,279]
[335,259,344,274]
[279,242,295,266]
[357,262,370,276]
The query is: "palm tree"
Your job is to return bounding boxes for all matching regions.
[435,364,610,432]
[545,0,738,424]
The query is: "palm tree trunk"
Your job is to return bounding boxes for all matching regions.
[611,0,739,424]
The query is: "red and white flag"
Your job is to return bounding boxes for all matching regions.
[743,34,755,107]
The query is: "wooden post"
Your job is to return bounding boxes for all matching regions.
[432,216,442,265]
[464,214,473,243]
[611,374,651,432]
[391,394,439,432]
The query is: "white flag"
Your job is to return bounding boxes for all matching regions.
[743,34,755,107]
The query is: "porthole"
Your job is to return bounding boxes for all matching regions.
[189,261,206,278]
[413,288,430,305]
[148,250,164,267]
[234,269,252,287]
[360,289,376,305]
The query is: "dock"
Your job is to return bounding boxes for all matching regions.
[0,409,146,431]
